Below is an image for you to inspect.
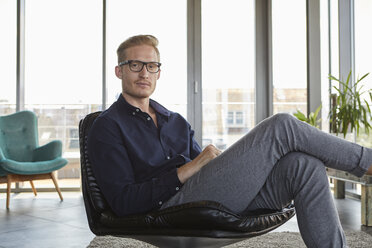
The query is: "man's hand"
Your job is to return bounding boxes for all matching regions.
[177,144,222,184]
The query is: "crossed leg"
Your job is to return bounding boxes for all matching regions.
[162,113,372,247]
[245,152,346,247]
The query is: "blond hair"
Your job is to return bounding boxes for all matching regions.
[117,35,160,63]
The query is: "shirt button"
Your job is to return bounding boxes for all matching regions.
[176,187,179,191]
[159,201,163,205]
[132,112,136,115]
[166,156,170,160]
[147,117,151,121]
[136,109,140,112]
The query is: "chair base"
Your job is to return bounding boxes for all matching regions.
[114,235,249,248]
[0,172,63,209]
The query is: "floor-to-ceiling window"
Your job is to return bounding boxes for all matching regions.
[201,0,255,149]
[272,0,307,115]
[2,0,362,193]
[107,0,187,117]
[0,0,16,116]
[24,0,102,188]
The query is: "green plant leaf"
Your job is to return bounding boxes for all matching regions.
[364,99,371,114]
[293,111,307,122]
[314,105,321,117]
[293,106,322,129]
[358,72,370,83]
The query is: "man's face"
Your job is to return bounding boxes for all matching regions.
[115,45,160,100]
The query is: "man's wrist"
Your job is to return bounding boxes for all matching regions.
[177,160,199,183]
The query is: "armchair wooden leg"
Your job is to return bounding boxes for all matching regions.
[361,185,372,226]
[6,175,12,209]
[30,181,37,196]
[333,179,345,199]
[50,172,63,201]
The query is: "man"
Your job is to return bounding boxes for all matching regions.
[88,34,372,247]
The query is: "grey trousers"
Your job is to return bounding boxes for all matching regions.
[161,113,372,248]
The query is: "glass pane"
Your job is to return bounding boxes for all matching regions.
[107,0,187,117]
[25,0,102,188]
[202,0,255,150]
[272,0,307,115]
[355,0,372,148]
[0,0,16,115]
[355,0,372,83]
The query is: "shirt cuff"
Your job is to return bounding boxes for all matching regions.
[154,168,183,208]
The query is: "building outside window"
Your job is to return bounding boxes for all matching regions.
[227,112,234,125]
[235,111,244,125]
[226,111,245,127]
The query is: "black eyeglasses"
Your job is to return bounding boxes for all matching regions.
[118,60,161,73]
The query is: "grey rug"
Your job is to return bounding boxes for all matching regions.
[87,231,372,247]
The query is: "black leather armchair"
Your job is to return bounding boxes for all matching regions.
[79,111,296,248]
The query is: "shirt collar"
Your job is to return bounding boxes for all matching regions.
[117,94,171,118]
[149,99,171,117]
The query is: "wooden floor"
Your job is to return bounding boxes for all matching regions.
[0,191,371,248]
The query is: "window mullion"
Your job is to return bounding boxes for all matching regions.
[307,0,322,116]
[16,0,25,112]
[255,0,273,123]
[338,0,355,83]
[187,0,202,145]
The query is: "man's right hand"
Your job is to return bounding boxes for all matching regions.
[177,144,221,184]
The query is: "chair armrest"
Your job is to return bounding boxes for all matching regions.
[33,140,63,161]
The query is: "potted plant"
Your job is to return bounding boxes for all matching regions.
[329,71,372,138]
[293,71,372,138]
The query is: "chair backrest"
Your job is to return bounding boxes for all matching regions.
[0,111,38,162]
[79,111,111,233]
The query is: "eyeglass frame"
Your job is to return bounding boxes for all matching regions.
[118,60,162,73]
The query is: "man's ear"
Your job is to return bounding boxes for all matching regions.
[157,69,161,80]
[115,66,123,79]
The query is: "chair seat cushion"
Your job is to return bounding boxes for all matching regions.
[98,200,295,238]
[0,157,68,175]
[0,166,7,177]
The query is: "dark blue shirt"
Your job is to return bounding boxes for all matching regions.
[87,94,201,216]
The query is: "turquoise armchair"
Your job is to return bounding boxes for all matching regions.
[0,111,68,209]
